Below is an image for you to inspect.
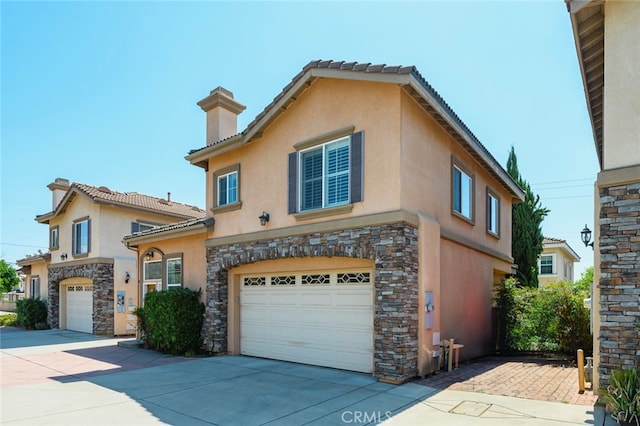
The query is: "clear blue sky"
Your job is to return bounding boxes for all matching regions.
[1,1,599,278]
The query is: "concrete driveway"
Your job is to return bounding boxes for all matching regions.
[1,327,611,425]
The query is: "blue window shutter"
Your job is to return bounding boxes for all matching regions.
[350,131,364,203]
[288,152,298,214]
[72,223,76,255]
[131,222,140,233]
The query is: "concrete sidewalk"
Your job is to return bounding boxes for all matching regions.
[1,327,614,425]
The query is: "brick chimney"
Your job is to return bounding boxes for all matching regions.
[197,87,246,146]
[47,178,70,210]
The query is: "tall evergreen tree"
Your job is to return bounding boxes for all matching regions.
[507,146,550,287]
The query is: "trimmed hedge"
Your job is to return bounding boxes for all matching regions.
[16,298,48,330]
[139,288,204,355]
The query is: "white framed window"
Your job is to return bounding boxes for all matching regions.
[288,130,363,215]
[540,254,554,275]
[300,137,350,211]
[50,226,59,250]
[72,218,90,256]
[30,277,40,299]
[452,161,474,222]
[166,257,182,289]
[212,164,241,212]
[218,171,238,206]
[487,190,500,237]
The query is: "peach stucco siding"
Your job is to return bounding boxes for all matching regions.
[603,0,640,170]
[198,76,517,376]
[205,79,403,234]
[136,233,208,297]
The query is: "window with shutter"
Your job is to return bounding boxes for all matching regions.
[289,130,364,214]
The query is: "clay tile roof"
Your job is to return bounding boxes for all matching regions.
[73,183,206,219]
[186,59,524,201]
[123,216,214,241]
[543,237,566,245]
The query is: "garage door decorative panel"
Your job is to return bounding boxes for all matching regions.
[240,270,373,373]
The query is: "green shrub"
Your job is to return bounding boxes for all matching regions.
[139,288,204,355]
[606,368,640,426]
[16,298,48,330]
[0,313,18,326]
[495,278,592,356]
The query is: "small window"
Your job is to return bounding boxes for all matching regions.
[166,257,182,289]
[487,190,500,237]
[72,218,90,256]
[452,160,474,222]
[144,260,162,281]
[218,171,238,206]
[540,255,554,275]
[50,226,59,250]
[30,277,40,299]
[212,164,241,213]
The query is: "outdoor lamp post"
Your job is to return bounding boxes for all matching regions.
[581,224,594,249]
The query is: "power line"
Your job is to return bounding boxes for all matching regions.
[0,242,48,249]
[541,195,592,200]
[534,183,594,191]
[531,177,594,186]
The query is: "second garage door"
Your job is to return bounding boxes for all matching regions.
[240,270,374,373]
[66,284,93,333]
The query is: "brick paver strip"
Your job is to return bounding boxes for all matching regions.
[416,356,598,406]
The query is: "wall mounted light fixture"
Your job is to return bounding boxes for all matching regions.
[61,253,68,260]
[146,251,154,260]
[258,212,270,226]
[125,272,131,283]
[581,224,594,250]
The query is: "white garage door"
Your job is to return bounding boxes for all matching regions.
[66,285,93,333]
[240,270,373,373]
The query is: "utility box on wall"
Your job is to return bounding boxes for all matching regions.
[424,291,434,329]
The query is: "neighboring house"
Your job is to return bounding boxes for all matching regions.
[148,60,526,384]
[17,252,51,300]
[538,237,580,285]
[17,178,205,335]
[566,0,640,392]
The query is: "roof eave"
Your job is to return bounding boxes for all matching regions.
[405,74,525,201]
[123,219,214,246]
[186,133,244,168]
[567,0,605,169]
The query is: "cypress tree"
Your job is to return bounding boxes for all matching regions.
[507,146,549,287]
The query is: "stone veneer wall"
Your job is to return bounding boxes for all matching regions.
[598,181,640,387]
[48,263,115,335]
[204,222,419,383]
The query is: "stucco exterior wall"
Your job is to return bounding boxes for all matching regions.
[23,261,49,301]
[136,232,208,297]
[205,79,403,235]
[440,238,511,359]
[399,91,514,256]
[603,0,640,170]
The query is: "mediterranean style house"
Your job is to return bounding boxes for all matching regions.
[17,178,205,336]
[566,0,640,392]
[130,60,525,384]
[537,237,580,285]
